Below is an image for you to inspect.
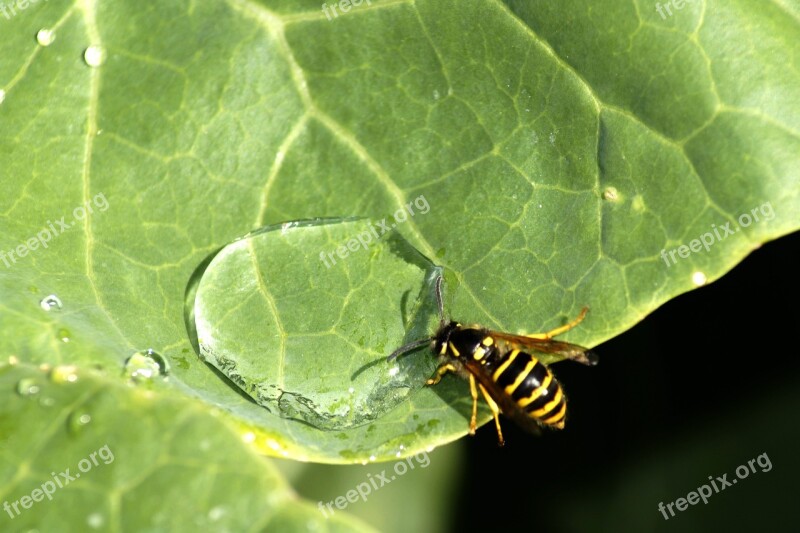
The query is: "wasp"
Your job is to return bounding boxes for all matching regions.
[388,276,597,445]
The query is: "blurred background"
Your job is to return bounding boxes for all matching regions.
[276,230,799,533]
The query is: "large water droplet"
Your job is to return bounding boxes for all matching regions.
[83,45,106,67]
[36,28,55,46]
[188,218,441,430]
[16,378,40,396]
[40,295,62,311]
[123,349,169,381]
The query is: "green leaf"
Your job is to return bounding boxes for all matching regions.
[273,443,464,533]
[0,361,375,532]
[0,0,797,470]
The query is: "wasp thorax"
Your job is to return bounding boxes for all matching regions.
[448,327,487,359]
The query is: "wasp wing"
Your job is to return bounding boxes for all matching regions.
[463,359,543,436]
[489,331,598,366]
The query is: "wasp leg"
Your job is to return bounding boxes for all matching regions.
[525,306,589,340]
[478,383,505,446]
[468,374,479,435]
[426,363,457,386]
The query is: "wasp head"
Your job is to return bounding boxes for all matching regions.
[432,321,461,356]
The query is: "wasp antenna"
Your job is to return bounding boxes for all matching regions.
[388,276,444,361]
[434,274,445,324]
[387,338,431,361]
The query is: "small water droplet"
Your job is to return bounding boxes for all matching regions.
[16,378,40,396]
[433,89,440,100]
[0,89,5,104]
[395,451,401,458]
[51,365,79,383]
[348,387,355,394]
[602,187,619,201]
[39,396,55,407]
[40,295,62,311]
[7,355,19,366]
[123,349,169,381]
[369,455,376,462]
[87,513,104,529]
[388,366,399,377]
[57,328,71,343]
[208,506,225,521]
[83,45,106,67]
[68,409,92,433]
[241,431,256,443]
[692,271,707,286]
[36,28,56,46]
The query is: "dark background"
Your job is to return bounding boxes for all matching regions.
[452,230,800,533]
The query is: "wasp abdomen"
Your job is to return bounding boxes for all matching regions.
[478,339,567,429]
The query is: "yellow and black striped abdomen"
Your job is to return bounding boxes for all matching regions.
[487,347,567,429]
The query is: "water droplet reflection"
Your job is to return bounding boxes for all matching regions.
[83,45,106,67]
[36,29,55,46]
[123,349,169,382]
[40,295,62,311]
